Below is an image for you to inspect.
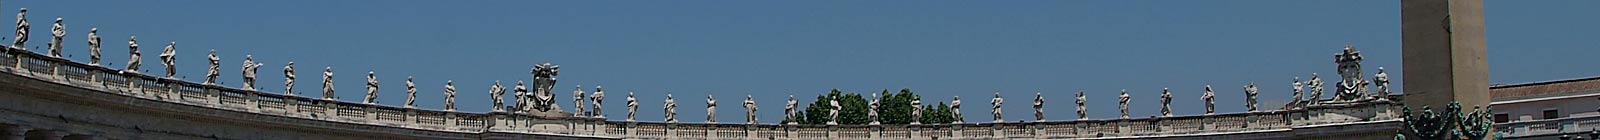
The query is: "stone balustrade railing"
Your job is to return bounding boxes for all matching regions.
[1495,115,1600,138]
[1,47,1404,139]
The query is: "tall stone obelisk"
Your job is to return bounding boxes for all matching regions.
[1400,0,1488,109]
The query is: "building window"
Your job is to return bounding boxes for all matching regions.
[1543,110,1560,119]
[1493,113,1509,123]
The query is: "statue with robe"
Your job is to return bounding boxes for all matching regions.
[405,76,416,108]
[1203,85,1215,115]
[785,95,797,125]
[911,96,923,124]
[321,66,334,100]
[706,94,717,123]
[665,94,677,123]
[1290,77,1303,109]
[991,92,1003,123]
[205,49,219,84]
[87,27,101,65]
[592,86,604,118]
[868,93,880,125]
[827,95,839,125]
[1374,67,1391,96]
[626,92,638,122]
[574,85,586,117]
[1076,91,1087,120]
[283,62,295,96]
[951,96,962,124]
[1034,92,1044,121]
[445,80,456,111]
[743,95,755,124]
[159,41,175,78]
[1308,73,1324,105]
[12,8,27,50]
[491,81,505,112]
[1161,88,1172,117]
[363,71,377,104]
[124,36,140,72]
[242,55,262,90]
[48,17,62,57]
[513,81,527,112]
[1119,89,1130,119]
[1245,82,1259,112]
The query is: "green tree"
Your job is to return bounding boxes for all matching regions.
[839,91,869,125]
[880,89,918,124]
[921,102,955,124]
[803,94,832,124]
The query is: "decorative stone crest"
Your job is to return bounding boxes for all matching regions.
[1334,45,1369,101]
[530,63,561,113]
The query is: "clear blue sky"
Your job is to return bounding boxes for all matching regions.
[11,0,1598,123]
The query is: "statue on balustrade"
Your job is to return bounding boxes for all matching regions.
[205,49,219,84]
[574,85,586,117]
[827,94,839,125]
[706,94,717,123]
[1374,67,1390,97]
[322,66,334,100]
[1034,92,1044,121]
[744,95,756,124]
[626,92,638,122]
[911,96,922,124]
[405,76,416,108]
[868,93,880,125]
[124,36,139,73]
[785,95,797,125]
[1161,87,1172,117]
[1289,77,1303,109]
[243,55,262,90]
[284,62,296,96]
[12,8,27,50]
[513,81,526,112]
[491,81,505,112]
[1119,89,1130,119]
[1308,73,1324,105]
[48,17,62,57]
[1245,82,1259,112]
[1077,91,1087,120]
[991,92,1003,123]
[1203,85,1214,115]
[1334,45,1369,101]
[159,41,175,78]
[530,63,560,112]
[445,80,456,111]
[665,94,677,123]
[363,71,378,104]
[592,86,605,118]
[951,96,962,124]
[87,27,101,65]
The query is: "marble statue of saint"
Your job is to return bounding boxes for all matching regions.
[159,41,175,78]
[491,81,505,112]
[1034,92,1044,121]
[445,80,456,111]
[991,92,1003,123]
[1161,88,1172,117]
[1076,91,1087,120]
[514,81,527,112]
[574,85,586,117]
[1203,85,1215,115]
[1308,73,1324,105]
[124,36,140,72]
[592,86,605,118]
[1119,89,1130,119]
[283,62,295,96]
[1245,82,1259,112]
[48,17,62,57]
[868,93,880,125]
[626,92,638,122]
[743,95,756,124]
[785,95,797,125]
[242,55,262,90]
[12,8,27,50]
[665,94,677,123]
[706,94,717,123]
[1374,67,1390,96]
[951,96,962,124]
[827,95,839,125]
[364,71,377,104]
[1290,77,1303,109]
[87,27,101,65]
[911,96,923,124]
[321,66,334,100]
[205,49,219,84]
[405,76,416,108]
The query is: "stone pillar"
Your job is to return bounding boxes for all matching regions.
[3,126,26,140]
[1400,0,1489,109]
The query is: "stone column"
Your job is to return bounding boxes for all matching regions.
[1401,0,1489,109]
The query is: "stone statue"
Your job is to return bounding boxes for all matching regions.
[592,86,605,118]
[242,55,262,90]
[445,80,456,111]
[1203,85,1215,115]
[1374,67,1391,96]
[405,76,416,108]
[706,94,717,123]
[12,8,27,50]
[665,94,677,123]
[321,66,334,100]
[868,93,880,125]
[514,81,527,113]
[743,95,756,124]
[626,92,637,122]
[1161,87,1172,117]
[991,92,1003,123]
[827,95,840,125]
[1289,77,1303,109]
[159,41,175,78]
[1034,92,1044,121]
[1308,73,1324,105]
[205,49,219,84]
[491,81,505,112]
[87,27,101,65]
[1245,82,1259,112]
[1334,45,1369,101]
[911,96,923,124]
[283,62,295,96]
[363,71,377,104]
[48,17,62,57]
[785,95,797,125]
[124,36,140,72]
[574,85,586,117]
[1076,91,1087,120]
[951,96,962,124]
[1119,89,1130,119]
[530,63,561,112]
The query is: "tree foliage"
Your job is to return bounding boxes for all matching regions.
[920,102,955,124]
[802,93,833,124]
[839,91,870,125]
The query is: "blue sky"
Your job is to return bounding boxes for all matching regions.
[9,0,1598,123]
